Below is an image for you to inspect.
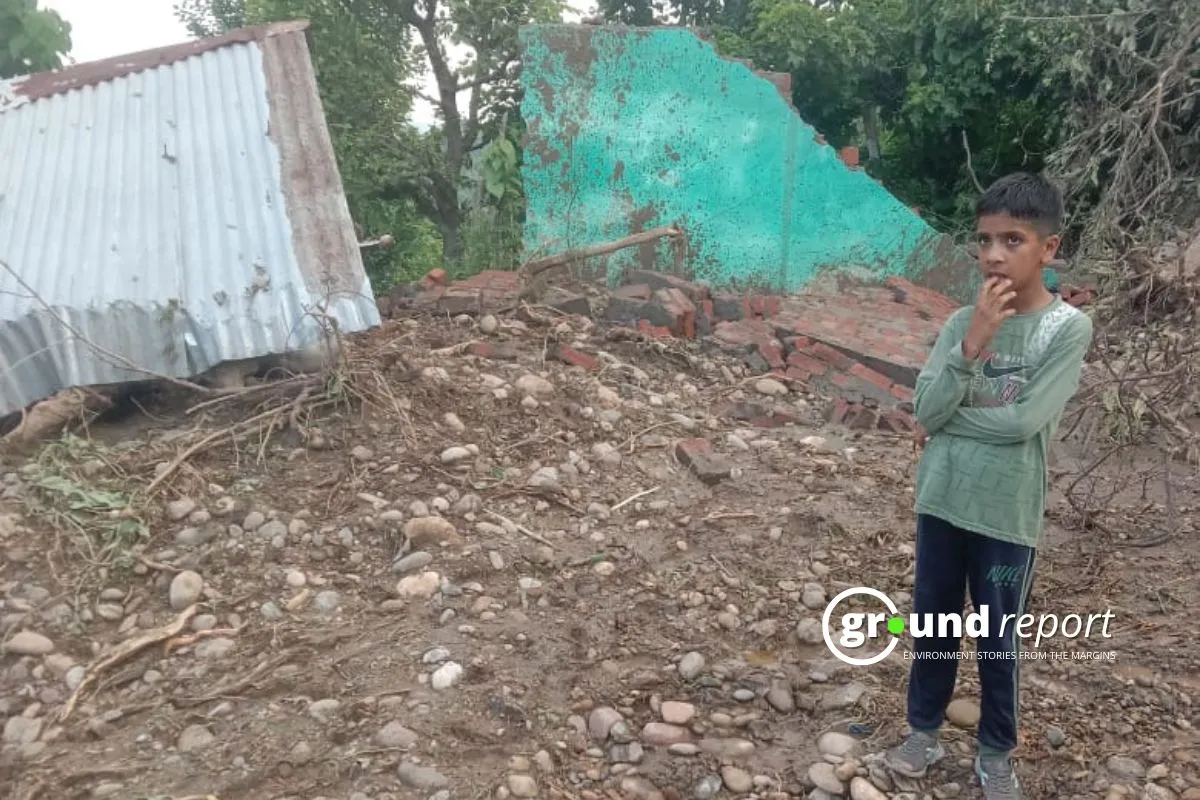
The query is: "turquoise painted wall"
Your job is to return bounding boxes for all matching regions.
[519,24,974,299]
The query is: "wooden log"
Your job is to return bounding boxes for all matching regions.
[521,226,683,280]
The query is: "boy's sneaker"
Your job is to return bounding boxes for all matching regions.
[975,753,1023,800]
[883,729,945,777]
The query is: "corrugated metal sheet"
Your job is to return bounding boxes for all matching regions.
[0,26,380,417]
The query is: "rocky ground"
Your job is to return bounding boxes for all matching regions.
[0,298,1197,800]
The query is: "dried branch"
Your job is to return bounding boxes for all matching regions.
[1034,1,1200,544]
[521,226,685,280]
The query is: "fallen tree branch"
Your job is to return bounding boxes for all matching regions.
[521,226,684,280]
[59,604,199,722]
[164,623,247,656]
[184,375,321,416]
[1,387,113,446]
[611,486,660,512]
[485,510,556,548]
[173,653,294,708]
[430,340,482,357]
[136,553,182,574]
[145,397,337,495]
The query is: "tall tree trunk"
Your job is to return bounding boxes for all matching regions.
[440,206,464,265]
[863,104,881,162]
[395,0,502,265]
[406,6,472,268]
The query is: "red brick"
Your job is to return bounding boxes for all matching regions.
[883,276,920,296]
[714,319,775,345]
[551,344,598,371]
[423,268,448,287]
[712,321,784,368]
[615,283,652,300]
[624,270,710,302]
[885,277,960,315]
[713,320,757,347]
[439,291,481,315]
[890,384,914,402]
[675,437,711,458]
[805,341,854,370]
[654,287,697,338]
[849,362,894,392]
[758,338,785,369]
[468,341,519,360]
[785,366,814,384]
[454,269,521,300]
[416,286,447,305]
[783,335,813,351]
[827,398,878,429]
[637,320,673,339]
[742,294,783,319]
[435,270,522,309]
[674,437,733,484]
[879,410,917,434]
[827,397,851,424]
[786,351,828,377]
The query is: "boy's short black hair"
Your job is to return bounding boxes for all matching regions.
[975,172,1063,236]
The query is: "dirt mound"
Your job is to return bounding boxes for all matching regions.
[0,297,1197,800]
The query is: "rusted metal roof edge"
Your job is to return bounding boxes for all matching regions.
[1,20,312,108]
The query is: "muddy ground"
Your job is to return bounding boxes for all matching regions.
[0,306,1196,800]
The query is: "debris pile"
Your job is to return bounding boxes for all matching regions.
[378,268,982,433]
[0,279,1193,800]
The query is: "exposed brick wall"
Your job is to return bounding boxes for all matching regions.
[608,271,962,432]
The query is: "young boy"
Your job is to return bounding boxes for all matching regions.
[884,172,1093,800]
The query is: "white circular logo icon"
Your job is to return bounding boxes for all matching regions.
[822,586,901,666]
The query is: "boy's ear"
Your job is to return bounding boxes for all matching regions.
[1041,233,1061,263]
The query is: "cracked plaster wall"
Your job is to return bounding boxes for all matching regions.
[519,24,975,300]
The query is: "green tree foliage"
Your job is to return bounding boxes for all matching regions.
[175,0,246,34]
[457,115,525,275]
[857,0,1064,231]
[0,0,71,79]
[376,0,563,267]
[600,0,1196,255]
[1028,0,1199,256]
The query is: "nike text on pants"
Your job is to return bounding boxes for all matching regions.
[905,514,1037,753]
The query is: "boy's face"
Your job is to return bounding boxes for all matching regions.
[973,213,1060,293]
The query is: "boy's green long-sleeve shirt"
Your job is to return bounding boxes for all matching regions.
[913,296,1094,548]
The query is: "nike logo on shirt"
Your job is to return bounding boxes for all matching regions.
[982,360,1026,379]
